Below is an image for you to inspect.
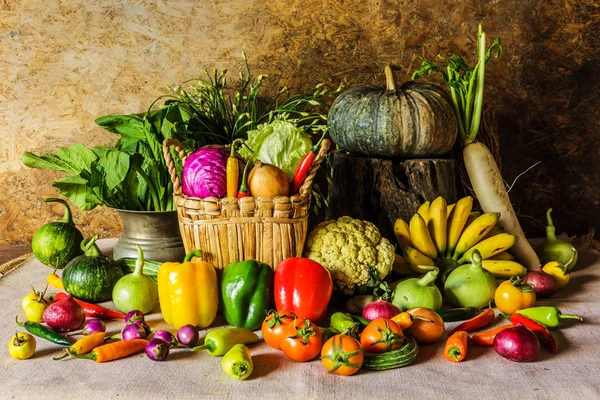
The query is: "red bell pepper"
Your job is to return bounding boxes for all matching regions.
[274,257,333,323]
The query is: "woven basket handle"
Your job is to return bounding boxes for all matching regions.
[298,139,331,200]
[163,138,188,196]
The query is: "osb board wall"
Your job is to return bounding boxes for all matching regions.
[1,0,599,245]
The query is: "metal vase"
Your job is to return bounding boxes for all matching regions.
[112,209,186,262]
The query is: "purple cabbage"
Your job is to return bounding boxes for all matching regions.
[182,145,229,198]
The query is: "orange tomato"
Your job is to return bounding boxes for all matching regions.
[406,308,445,344]
[359,318,404,354]
[321,334,363,376]
[494,277,536,315]
[261,310,296,350]
[281,318,322,362]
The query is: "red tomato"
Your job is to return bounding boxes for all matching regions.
[360,318,405,354]
[274,257,333,323]
[281,318,323,362]
[261,309,296,350]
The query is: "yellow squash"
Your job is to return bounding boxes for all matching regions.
[158,250,218,329]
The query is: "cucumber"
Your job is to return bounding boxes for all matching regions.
[117,258,161,284]
[362,336,419,370]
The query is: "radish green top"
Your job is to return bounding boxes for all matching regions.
[412,24,502,145]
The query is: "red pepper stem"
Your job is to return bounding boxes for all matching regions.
[237,161,251,196]
[448,347,461,362]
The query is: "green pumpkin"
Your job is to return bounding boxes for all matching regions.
[328,65,457,157]
[62,236,124,303]
[31,198,84,269]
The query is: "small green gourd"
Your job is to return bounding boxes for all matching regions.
[112,246,158,314]
[536,209,578,272]
[444,250,497,308]
[391,267,442,311]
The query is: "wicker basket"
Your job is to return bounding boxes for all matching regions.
[162,138,331,270]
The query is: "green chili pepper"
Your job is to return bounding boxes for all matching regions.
[436,307,479,322]
[330,312,361,338]
[191,328,259,356]
[221,344,253,380]
[221,260,272,331]
[16,316,72,346]
[515,306,583,329]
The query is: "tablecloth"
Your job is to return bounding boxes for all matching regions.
[1,239,599,400]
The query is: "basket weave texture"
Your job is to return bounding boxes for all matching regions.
[163,138,330,270]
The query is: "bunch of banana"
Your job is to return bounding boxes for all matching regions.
[393,196,527,279]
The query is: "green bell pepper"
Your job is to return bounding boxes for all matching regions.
[221,259,272,331]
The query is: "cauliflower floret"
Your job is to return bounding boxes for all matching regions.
[304,216,394,291]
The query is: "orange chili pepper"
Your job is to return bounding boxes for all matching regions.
[226,139,242,198]
[391,312,433,331]
[444,331,469,363]
[470,324,514,346]
[54,332,106,360]
[391,312,413,331]
[447,308,495,336]
[65,339,147,363]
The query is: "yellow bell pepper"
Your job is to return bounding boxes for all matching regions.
[158,250,218,329]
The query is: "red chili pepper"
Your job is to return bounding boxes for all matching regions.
[289,131,326,196]
[506,313,558,353]
[53,292,125,320]
[447,308,495,336]
[237,160,251,198]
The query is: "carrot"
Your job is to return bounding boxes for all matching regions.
[470,324,514,346]
[65,339,147,363]
[444,331,469,363]
[412,24,540,271]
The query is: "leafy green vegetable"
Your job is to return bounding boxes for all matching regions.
[23,52,340,213]
[412,25,502,144]
[22,102,197,211]
[238,120,312,180]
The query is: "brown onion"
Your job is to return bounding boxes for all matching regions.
[43,293,86,332]
[248,160,289,197]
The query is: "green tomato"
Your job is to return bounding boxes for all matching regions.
[24,300,48,323]
[8,333,36,360]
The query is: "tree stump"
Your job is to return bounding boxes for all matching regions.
[325,151,457,239]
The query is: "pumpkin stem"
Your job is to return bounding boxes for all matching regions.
[384,65,397,91]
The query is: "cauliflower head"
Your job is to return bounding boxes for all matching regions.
[304,216,394,292]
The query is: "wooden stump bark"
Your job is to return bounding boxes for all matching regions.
[325,151,457,239]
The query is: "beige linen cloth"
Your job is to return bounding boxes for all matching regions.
[1,239,598,400]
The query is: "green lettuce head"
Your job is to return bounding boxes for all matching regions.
[239,120,312,180]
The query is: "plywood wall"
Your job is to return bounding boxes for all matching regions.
[1,0,599,245]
